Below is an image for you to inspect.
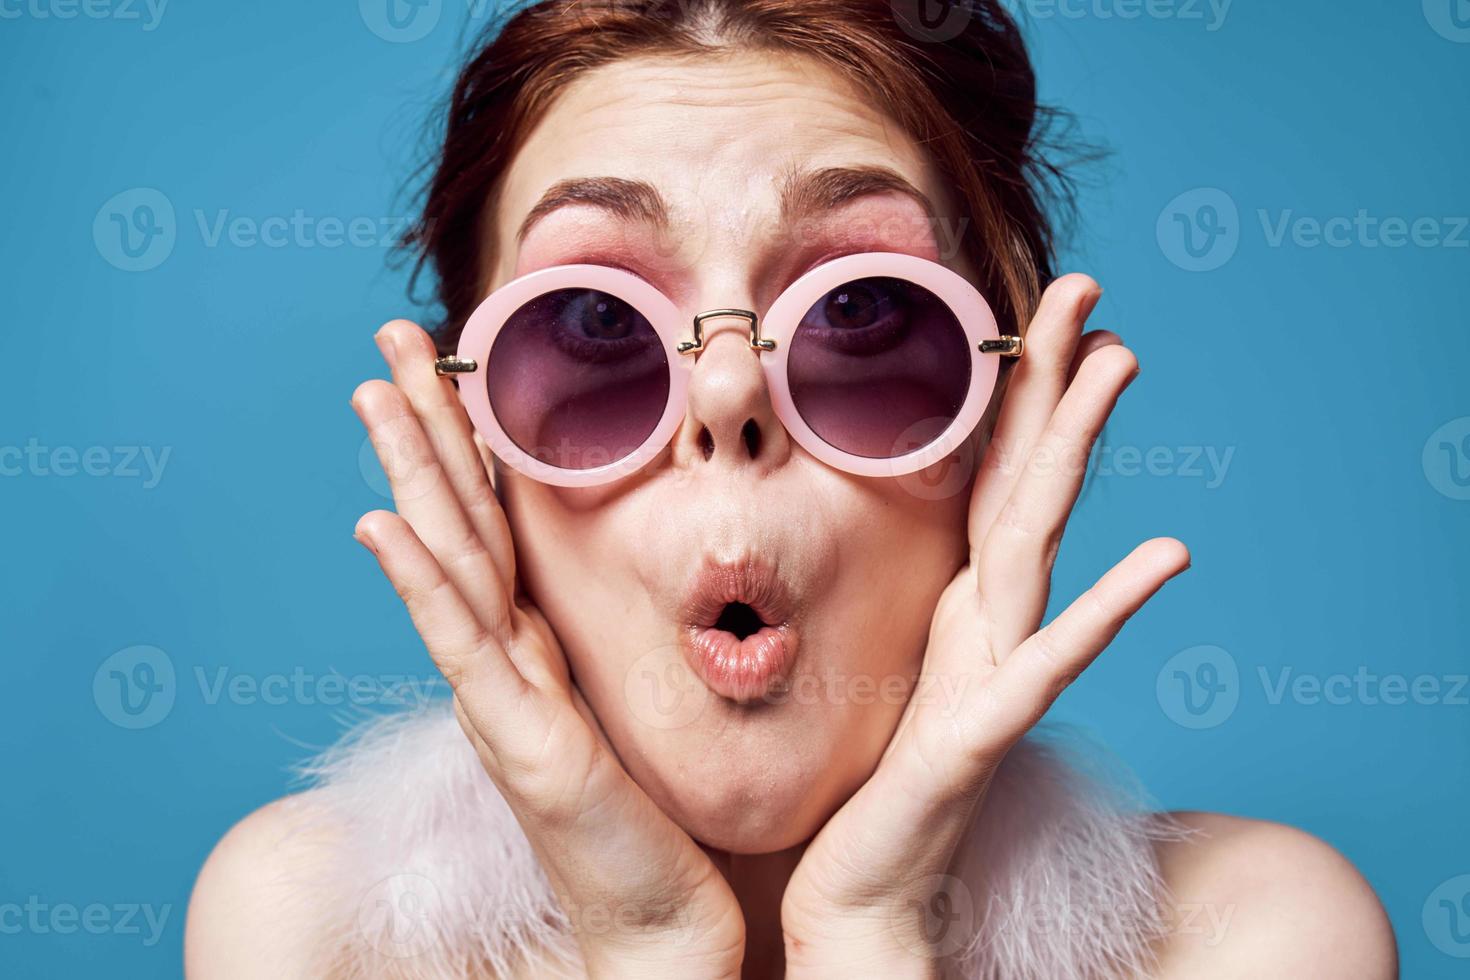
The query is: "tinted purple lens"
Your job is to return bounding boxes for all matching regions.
[486,287,669,471]
[787,276,971,459]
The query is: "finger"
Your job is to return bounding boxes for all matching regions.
[377,319,517,590]
[969,274,1102,555]
[976,344,1140,652]
[354,510,532,727]
[353,378,513,641]
[1069,330,1122,383]
[980,537,1190,741]
[472,431,500,495]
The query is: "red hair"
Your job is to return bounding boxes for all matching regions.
[402,0,1074,353]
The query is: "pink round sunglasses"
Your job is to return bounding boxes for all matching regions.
[434,250,1023,487]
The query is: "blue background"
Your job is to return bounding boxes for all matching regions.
[2,0,1466,975]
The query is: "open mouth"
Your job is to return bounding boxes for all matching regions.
[714,601,766,639]
[680,560,797,703]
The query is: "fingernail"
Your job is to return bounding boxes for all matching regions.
[374,330,398,370]
[1080,285,1104,316]
[354,529,378,556]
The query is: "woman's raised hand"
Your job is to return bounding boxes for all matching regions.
[779,275,1192,977]
[350,320,745,980]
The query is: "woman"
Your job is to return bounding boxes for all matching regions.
[185,1,1396,976]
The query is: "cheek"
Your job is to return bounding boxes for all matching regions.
[841,461,972,653]
[497,473,664,698]
[498,474,636,631]
[862,455,974,563]
[797,464,970,687]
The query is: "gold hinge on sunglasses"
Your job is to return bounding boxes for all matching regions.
[678,309,773,356]
[435,356,479,375]
[980,336,1024,357]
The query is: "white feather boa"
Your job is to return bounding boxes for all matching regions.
[290,701,1178,979]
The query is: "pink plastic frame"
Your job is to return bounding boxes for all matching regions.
[451,250,1004,487]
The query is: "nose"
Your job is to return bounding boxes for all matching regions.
[672,310,790,474]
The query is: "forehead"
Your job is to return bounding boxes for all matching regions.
[490,51,949,277]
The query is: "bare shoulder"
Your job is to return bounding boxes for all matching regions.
[1148,810,1397,979]
[185,793,341,979]
[186,793,553,979]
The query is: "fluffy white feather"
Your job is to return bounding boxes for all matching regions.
[289,702,1179,979]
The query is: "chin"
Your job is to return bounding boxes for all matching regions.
[608,688,890,853]
[645,745,839,853]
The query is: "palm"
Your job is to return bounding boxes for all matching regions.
[351,320,743,972]
[465,598,732,917]
[782,276,1191,967]
[783,516,1006,916]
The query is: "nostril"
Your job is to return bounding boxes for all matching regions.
[698,426,715,461]
[741,418,761,458]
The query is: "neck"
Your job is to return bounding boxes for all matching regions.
[708,843,805,979]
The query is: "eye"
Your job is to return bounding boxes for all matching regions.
[561,289,639,340]
[797,276,911,354]
[543,288,658,361]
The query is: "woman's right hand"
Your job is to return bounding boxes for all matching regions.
[350,319,745,980]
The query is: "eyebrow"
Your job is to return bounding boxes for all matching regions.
[514,165,935,245]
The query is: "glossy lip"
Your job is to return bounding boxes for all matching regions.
[679,558,798,704]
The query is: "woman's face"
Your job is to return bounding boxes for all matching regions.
[482,51,979,853]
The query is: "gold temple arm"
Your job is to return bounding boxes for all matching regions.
[435,356,479,375]
[980,336,1024,357]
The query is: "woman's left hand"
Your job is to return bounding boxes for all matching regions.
[779,274,1192,977]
